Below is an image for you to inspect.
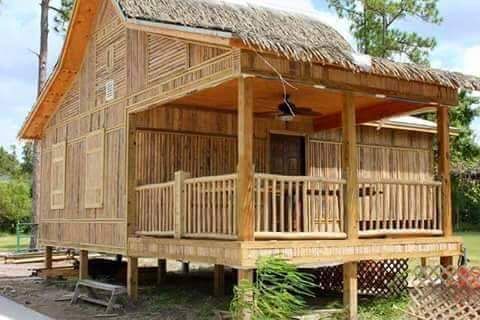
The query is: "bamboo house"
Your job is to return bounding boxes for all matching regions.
[19,0,480,318]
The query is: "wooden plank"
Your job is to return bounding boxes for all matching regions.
[343,262,358,320]
[174,171,190,238]
[127,256,138,300]
[438,107,452,237]
[127,114,137,238]
[342,92,359,239]
[237,76,255,241]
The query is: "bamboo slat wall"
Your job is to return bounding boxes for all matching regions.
[37,0,239,252]
[136,182,175,236]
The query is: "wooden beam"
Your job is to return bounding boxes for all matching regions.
[157,259,167,285]
[214,264,225,297]
[237,269,254,284]
[127,114,137,239]
[343,262,358,320]
[237,269,254,320]
[342,93,359,239]
[314,100,426,131]
[182,262,190,274]
[79,250,88,280]
[127,256,138,301]
[237,76,255,241]
[45,246,53,269]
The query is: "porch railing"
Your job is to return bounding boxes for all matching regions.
[134,172,444,240]
[135,182,175,236]
[358,179,443,237]
[254,174,347,240]
[183,174,238,240]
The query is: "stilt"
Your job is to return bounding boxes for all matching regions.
[343,262,358,320]
[45,246,53,269]
[237,269,254,320]
[214,264,225,297]
[421,257,427,267]
[182,262,190,274]
[79,250,89,280]
[116,254,123,265]
[127,257,138,301]
[157,259,167,285]
[440,256,454,267]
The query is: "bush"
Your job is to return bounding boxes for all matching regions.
[230,256,316,320]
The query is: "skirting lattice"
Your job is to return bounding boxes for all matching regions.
[408,266,480,320]
[316,259,409,297]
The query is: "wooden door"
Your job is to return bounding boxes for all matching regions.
[270,134,305,176]
[269,134,305,232]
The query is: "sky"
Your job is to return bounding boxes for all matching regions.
[0,0,479,152]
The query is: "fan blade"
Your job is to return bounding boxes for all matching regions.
[255,111,281,117]
[295,107,322,116]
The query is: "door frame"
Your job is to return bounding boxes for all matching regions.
[266,130,309,175]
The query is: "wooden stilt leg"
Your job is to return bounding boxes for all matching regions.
[127,257,138,301]
[45,246,53,269]
[237,269,254,320]
[440,256,454,267]
[421,257,427,267]
[157,259,167,285]
[79,250,89,280]
[214,264,225,297]
[343,262,358,320]
[182,262,190,274]
[116,255,123,265]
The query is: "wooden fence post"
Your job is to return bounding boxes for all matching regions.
[45,246,53,269]
[79,250,89,280]
[174,171,190,239]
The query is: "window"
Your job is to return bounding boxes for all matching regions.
[51,142,66,210]
[85,129,105,208]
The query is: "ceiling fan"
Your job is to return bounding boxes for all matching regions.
[255,95,321,121]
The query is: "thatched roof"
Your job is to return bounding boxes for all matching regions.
[117,0,480,91]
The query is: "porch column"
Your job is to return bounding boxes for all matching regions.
[342,92,359,320]
[127,114,137,238]
[438,106,454,267]
[237,76,255,241]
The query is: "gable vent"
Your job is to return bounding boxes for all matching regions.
[105,79,115,101]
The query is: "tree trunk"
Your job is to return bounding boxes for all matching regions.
[30,0,50,250]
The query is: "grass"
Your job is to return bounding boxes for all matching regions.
[0,232,30,252]
[457,231,480,266]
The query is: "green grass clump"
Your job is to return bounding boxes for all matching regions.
[0,232,29,251]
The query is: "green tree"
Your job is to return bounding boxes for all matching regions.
[326,0,442,65]
[0,179,32,232]
[21,142,34,176]
[0,146,20,178]
[51,0,74,34]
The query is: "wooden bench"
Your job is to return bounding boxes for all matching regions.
[71,279,127,314]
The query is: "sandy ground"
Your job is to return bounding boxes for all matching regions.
[0,257,232,320]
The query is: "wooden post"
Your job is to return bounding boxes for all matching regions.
[116,254,123,265]
[342,92,359,239]
[237,76,255,241]
[342,92,359,320]
[343,262,358,320]
[127,114,137,239]
[182,262,190,274]
[79,250,88,280]
[238,269,254,320]
[157,259,167,285]
[438,106,453,267]
[421,257,427,267]
[45,246,53,269]
[214,264,225,297]
[127,256,138,301]
[174,171,190,239]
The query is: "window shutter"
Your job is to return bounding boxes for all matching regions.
[51,142,66,210]
[85,129,105,208]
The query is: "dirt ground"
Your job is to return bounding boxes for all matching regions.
[0,258,233,320]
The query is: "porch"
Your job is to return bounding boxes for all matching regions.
[134,172,444,241]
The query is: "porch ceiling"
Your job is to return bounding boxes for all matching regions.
[172,77,430,130]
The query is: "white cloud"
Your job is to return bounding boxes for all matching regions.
[462,45,480,76]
